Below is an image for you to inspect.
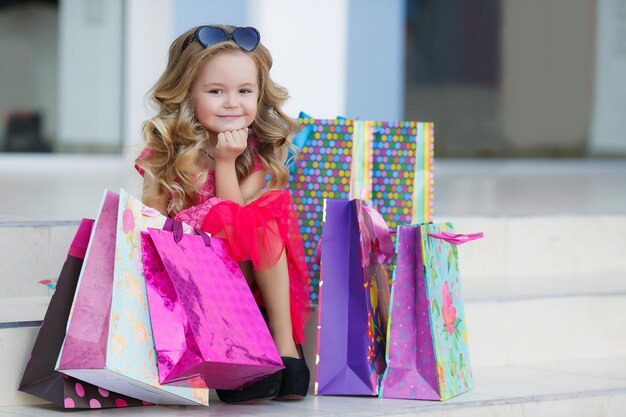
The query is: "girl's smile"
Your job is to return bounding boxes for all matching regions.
[191,50,258,135]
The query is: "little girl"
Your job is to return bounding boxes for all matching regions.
[135,25,311,403]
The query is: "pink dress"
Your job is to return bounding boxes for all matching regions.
[135,150,311,344]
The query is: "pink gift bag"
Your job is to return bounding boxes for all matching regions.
[141,223,284,389]
[379,224,482,401]
[58,192,119,372]
[57,190,208,405]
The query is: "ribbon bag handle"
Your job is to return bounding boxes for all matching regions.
[314,201,395,266]
[428,231,483,245]
[163,218,211,247]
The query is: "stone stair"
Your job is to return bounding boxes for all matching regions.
[1,213,625,415]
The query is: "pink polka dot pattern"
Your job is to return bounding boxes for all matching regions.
[74,382,85,397]
[379,226,439,400]
[115,398,129,407]
[58,375,149,408]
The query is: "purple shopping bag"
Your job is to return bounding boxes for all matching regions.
[315,199,393,396]
[141,224,284,390]
[379,224,481,400]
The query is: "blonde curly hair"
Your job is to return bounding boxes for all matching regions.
[136,25,297,213]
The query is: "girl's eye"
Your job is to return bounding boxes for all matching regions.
[240,89,253,94]
[208,89,223,94]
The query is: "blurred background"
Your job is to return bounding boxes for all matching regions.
[1,0,624,158]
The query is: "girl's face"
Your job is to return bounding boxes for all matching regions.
[191,50,258,136]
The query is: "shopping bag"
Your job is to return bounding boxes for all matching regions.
[315,199,393,396]
[289,117,434,301]
[141,223,283,389]
[57,189,209,406]
[58,191,118,372]
[19,218,145,408]
[379,223,482,400]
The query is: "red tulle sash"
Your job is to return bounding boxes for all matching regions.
[201,190,311,344]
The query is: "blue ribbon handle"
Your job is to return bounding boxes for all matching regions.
[286,112,350,173]
[287,112,314,173]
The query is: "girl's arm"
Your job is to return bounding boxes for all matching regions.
[239,169,268,203]
[237,145,288,202]
[215,159,266,204]
[142,174,169,215]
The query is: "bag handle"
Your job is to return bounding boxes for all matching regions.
[163,218,211,247]
[428,231,483,245]
[315,201,395,265]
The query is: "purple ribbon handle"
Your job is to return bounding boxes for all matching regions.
[163,218,211,247]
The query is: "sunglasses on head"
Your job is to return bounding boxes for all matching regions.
[182,25,261,52]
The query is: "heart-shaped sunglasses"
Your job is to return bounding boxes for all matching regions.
[182,26,260,52]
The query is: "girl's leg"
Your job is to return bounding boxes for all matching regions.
[238,260,256,289]
[253,250,299,358]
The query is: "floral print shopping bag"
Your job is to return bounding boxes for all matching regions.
[379,223,482,400]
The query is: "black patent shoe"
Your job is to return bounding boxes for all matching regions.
[275,354,310,400]
[216,371,282,404]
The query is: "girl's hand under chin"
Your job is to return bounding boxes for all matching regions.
[214,128,249,163]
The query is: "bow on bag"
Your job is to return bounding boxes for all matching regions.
[162,217,212,246]
[201,193,286,271]
[200,190,311,345]
[358,204,395,267]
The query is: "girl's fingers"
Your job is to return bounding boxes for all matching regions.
[222,131,233,143]
[235,129,247,143]
[217,131,232,147]
[215,130,248,157]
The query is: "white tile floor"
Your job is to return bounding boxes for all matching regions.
[1,358,625,416]
[1,154,626,222]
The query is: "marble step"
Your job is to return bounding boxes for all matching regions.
[1,214,626,301]
[3,289,625,406]
[0,221,78,299]
[1,357,625,416]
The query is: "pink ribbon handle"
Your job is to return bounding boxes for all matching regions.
[428,231,483,245]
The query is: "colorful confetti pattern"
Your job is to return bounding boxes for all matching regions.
[289,118,434,300]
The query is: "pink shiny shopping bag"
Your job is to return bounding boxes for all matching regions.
[141,224,283,390]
